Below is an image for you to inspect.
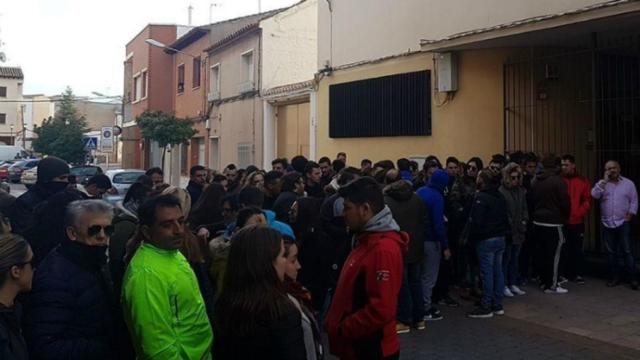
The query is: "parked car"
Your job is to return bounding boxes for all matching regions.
[21,166,38,188]
[70,165,104,185]
[105,169,145,196]
[0,160,17,181]
[8,159,39,183]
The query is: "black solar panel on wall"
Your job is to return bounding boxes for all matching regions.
[329,70,431,138]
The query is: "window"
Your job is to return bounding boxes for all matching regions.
[210,64,220,99]
[0,114,5,124]
[329,70,431,138]
[237,143,252,168]
[141,70,148,99]
[193,57,201,88]
[133,74,141,101]
[239,50,254,93]
[0,87,7,98]
[177,64,185,93]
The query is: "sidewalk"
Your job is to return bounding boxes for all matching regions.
[503,276,640,351]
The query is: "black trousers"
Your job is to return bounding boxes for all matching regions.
[535,224,565,289]
[561,223,585,280]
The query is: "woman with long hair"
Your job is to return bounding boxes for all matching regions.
[0,234,34,360]
[242,171,266,191]
[213,225,307,359]
[188,183,226,230]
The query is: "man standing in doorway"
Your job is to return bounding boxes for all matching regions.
[591,160,638,290]
[560,154,591,285]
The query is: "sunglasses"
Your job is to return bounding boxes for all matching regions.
[468,166,478,171]
[87,225,115,237]
[511,175,522,180]
[15,258,34,268]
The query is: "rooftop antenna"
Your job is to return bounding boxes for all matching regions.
[209,2,221,24]
[188,5,193,26]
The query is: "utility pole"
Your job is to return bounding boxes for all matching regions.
[20,104,25,148]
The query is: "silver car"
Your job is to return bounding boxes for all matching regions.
[105,169,146,196]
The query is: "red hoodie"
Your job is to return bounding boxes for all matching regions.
[563,175,592,224]
[324,230,409,360]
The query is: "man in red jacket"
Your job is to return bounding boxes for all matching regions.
[560,154,592,285]
[325,177,408,360]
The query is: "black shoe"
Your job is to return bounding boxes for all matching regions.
[467,306,494,319]
[491,305,505,315]
[438,295,460,308]
[607,279,621,287]
[631,281,639,291]
[574,276,585,285]
[423,307,443,321]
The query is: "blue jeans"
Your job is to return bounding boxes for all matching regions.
[603,222,637,281]
[397,262,424,324]
[502,243,521,287]
[476,237,506,309]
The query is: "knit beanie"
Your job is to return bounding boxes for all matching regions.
[37,156,69,183]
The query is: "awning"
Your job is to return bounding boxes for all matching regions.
[420,0,640,52]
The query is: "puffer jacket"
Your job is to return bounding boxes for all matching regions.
[499,185,529,245]
[384,180,427,264]
[23,241,117,360]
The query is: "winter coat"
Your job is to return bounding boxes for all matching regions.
[325,206,408,360]
[23,242,117,360]
[212,304,307,360]
[186,181,204,207]
[531,170,571,225]
[0,303,28,360]
[468,186,510,243]
[384,180,427,264]
[416,170,449,249]
[109,204,138,298]
[9,183,61,235]
[564,175,592,224]
[122,243,213,359]
[498,185,529,245]
[319,194,351,290]
[0,191,16,217]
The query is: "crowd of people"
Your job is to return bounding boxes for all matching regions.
[0,149,637,359]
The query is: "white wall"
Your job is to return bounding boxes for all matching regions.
[0,78,23,140]
[318,0,610,69]
[260,0,318,90]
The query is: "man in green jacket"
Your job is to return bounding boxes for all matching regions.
[122,195,213,359]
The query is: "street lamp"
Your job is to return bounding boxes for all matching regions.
[145,38,197,58]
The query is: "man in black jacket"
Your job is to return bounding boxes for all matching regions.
[531,155,571,294]
[186,165,207,206]
[23,200,119,359]
[9,156,69,235]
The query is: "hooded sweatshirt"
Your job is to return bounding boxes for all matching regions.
[416,169,449,249]
[384,180,427,264]
[325,206,408,360]
[531,169,571,225]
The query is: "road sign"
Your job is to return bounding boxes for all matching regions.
[83,137,98,150]
[100,127,113,152]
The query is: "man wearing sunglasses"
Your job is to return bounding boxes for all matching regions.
[23,200,120,359]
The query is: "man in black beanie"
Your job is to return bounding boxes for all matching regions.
[9,156,70,235]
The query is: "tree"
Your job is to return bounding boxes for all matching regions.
[33,87,87,164]
[136,111,197,170]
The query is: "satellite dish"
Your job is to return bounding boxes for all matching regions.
[0,52,6,62]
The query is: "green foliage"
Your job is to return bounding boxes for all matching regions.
[33,87,87,163]
[136,111,197,148]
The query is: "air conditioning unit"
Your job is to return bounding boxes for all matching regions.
[208,91,220,102]
[238,80,255,94]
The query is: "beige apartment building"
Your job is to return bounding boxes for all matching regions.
[314,0,640,252]
[0,67,23,146]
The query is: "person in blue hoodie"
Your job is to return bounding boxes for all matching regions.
[397,158,414,183]
[238,186,295,238]
[416,169,450,321]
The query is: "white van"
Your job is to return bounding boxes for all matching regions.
[0,146,29,162]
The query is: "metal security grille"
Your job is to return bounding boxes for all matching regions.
[504,36,640,256]
[329,70,431,138]
[237,143,252,169]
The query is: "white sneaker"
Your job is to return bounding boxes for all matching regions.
[544,286,568,294]
[510,285,526,295]
[503,287,514,297]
